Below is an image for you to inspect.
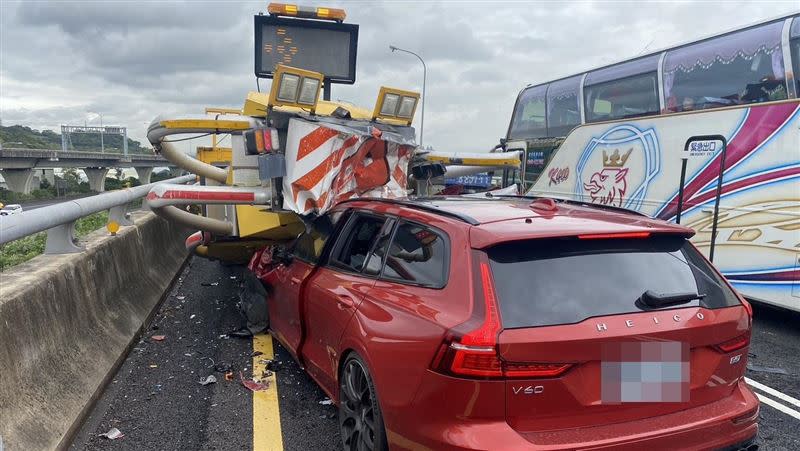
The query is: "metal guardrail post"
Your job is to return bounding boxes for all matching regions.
[45,222,83,254]
[109,204,134,226]
[0,175,195,253]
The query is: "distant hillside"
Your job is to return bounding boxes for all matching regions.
[0,125,151,153]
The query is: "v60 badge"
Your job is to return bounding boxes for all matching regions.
[512,385,544,395]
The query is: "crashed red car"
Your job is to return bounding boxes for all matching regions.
[256,195,758,451]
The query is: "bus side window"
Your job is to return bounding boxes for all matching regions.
[546,75,581,137]
[663,21,788,112]
[584,73,659,122]
[583,55,660,123]
[509,85,548,140]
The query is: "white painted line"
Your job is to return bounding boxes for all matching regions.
[754,393,800,421]
[746,377,800,409]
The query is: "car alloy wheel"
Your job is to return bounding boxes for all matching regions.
[339,355,386,451]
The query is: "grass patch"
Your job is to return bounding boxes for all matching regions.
[0,211,109,271]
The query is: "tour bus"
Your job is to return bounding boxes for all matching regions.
[503,13,800,312]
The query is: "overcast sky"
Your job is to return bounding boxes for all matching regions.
[1,1,798,153]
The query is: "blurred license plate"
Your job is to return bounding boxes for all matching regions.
[601,341,689,403]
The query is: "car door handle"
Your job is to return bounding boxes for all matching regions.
[290,277,302,285]
[336,294,355,309]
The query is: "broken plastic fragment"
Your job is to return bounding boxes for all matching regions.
[240,371,268,391]
[99,427,124,440]
[199,375,217,386]
[151,335,166,342]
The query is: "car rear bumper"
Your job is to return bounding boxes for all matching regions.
[393,379,758,451]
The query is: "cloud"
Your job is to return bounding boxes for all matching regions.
[1,0,798,154]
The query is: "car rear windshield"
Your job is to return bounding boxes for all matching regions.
[488,236,741,329]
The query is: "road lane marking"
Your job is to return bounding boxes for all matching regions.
[753,393,800,421]
[745,377,800,409]
[253,333,283,451]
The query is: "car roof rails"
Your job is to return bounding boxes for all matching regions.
[338,197,481,225]
[481,193,650,218]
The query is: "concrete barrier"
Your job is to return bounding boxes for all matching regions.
[0,212,190,451]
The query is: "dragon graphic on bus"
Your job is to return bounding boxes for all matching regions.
[574,124,661,211]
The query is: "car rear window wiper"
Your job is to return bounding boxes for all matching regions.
[637,290,706,309]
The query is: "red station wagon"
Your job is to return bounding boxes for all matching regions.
[261,195,759,451]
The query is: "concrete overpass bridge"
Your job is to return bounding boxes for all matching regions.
[0,147,175,193]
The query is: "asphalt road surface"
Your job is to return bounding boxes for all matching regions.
[70,257,339,451]
[71,257,800,451]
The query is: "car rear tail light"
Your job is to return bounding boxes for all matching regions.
[578,231,651,240]
[739,295,754,319]
[714,333,750,353]
[504,362,573,378]
[431,251,572,379]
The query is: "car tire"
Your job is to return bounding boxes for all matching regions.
[338,353,388,451]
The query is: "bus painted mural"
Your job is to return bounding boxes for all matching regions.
[528,100,800,311]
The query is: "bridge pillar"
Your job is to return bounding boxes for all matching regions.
[39,169,56,185]
[1,169,35,194]
[84,167,109,192]
[135,167,154,184]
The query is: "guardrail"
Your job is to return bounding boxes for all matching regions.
[0,175,195,254]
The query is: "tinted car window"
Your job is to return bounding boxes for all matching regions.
[380,222,448,288]
[332,214,386,273]
[363,218,397,276]
[488,237,740,329]
[293,211,344,264]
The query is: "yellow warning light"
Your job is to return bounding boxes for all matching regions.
[372,86,420,125]
[267,3,346,22]
[107,221,120,235]
[268,64,324,113]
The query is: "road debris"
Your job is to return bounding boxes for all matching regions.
[214,362,232,373]
[199,375,217,386]
[225,371,234,381]
[176,296,186,300]
[201,282,220,286]
[319,398,333,406]
[240,371,269,391]
[251,350,263,357]
[99,427,124,440]
[150,335,166,342]
[229,328,252,338]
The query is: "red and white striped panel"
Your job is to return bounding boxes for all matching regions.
[282,118,412,215]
